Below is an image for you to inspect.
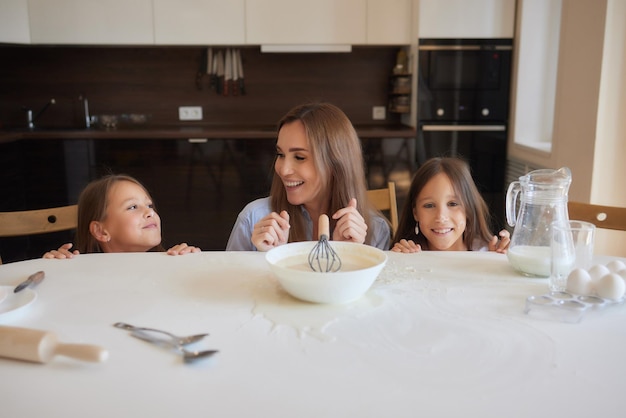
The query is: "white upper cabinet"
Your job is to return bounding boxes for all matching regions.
[28,0,154,44]
[153,0,245,45]
[0,0,30,43]
[418,0,516,38]
[367,0,412,44]
[246,0,367,44]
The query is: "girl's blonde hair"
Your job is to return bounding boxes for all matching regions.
[393,157,494,250]
[75,174,165,253]
[269,102,379,244]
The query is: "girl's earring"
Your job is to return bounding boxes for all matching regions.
[414,223,419,236]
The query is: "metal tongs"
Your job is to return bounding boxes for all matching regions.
[113,322,207,345]
[130,329,218,363]
[113,322,217,363]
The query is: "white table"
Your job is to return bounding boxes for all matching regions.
[1,251,625,418]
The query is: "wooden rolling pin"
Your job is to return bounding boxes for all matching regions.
[0,325,108,363]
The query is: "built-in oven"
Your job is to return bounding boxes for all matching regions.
[416,39,513,230]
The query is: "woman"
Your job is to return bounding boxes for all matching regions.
[226,102,390,251]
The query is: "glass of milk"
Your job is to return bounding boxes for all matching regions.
[550,220,596,291]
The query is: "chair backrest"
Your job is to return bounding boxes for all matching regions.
[0,205,79,238]
[568,201,626,231]
[367,182,399,235]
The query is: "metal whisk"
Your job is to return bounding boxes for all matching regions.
[308,214,342,272]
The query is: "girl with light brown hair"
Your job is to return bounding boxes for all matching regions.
[44,174,200,258]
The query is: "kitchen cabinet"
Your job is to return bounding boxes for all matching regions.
[367,0,412,44]
[17,0,410,46]
[246,0,367,45]
[28,0,154,44]
[0,0,30,43]
[153,0,245,45]
[418,0,516,38]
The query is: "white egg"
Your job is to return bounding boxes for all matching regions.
[566,268,593,295]
[606,260,626,273]
[595,273,626,300]
[617,268,626,281]
[588,264,611,281]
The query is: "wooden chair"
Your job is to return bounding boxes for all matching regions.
[0,205,78,238]
[367,182,399,235]
[568,201,626,231]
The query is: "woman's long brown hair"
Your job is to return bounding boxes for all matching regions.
[75,174,165,253]
[269,102,381,244]
[392,157,494,250]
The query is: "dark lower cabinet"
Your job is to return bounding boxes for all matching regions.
[1,138,275,262]
[0,139,75,262]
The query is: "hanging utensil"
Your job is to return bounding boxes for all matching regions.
[224,48,232,96]
[236,49,246,95]
[210,48,218,91]
[215,50,224,95]
[232,49,239,96]
[206,47,213,91]
[308,214,342,272]
[195,48,208,90]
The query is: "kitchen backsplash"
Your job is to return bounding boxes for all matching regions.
[0,45,402,130]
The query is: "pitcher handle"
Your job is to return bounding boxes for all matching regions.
[505,181,521,226]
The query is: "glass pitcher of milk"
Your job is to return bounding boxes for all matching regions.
[506,167,572,277]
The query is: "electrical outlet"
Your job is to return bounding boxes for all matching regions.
[372,106,386,120]
[178,106,203,121]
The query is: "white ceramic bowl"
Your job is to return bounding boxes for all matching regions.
[266,241,387,304]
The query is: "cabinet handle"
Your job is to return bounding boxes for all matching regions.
[421,125,505,132]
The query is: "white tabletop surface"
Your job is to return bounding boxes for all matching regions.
[0,250,625,418]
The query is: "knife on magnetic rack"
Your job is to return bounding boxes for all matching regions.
[237,49,246,95]
[232,49,239,96]
[195,48,207,90]
[224,48,232,96]
[206,47,213,91]
[215,50,224,95]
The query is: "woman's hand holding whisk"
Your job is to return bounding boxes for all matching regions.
[331,198,367,244]
[251,211,290,251]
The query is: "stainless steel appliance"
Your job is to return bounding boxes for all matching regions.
[416,38,513,230]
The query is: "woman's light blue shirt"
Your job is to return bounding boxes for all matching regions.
[226,197,391,251]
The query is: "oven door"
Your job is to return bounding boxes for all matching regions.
[418,40,512,123]
[416,124,507,229]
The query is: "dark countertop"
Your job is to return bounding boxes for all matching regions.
[0,124,416,143]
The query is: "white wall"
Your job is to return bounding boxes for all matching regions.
[550,0,605,202]
[509,0,626,257]
[592,0,626,256]
[512,0,561,149]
